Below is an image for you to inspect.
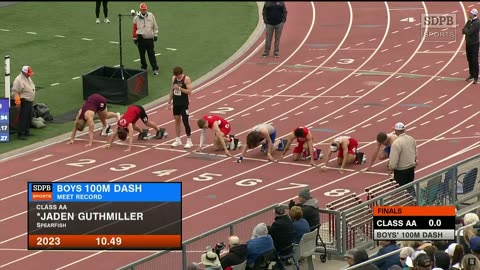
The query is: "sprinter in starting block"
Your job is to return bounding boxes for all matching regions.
[322,136,364,174]
[196,114,238,157]
[106,105,166,152]
[238,123,285,162]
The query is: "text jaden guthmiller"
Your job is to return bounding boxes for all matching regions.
[38,212,144,221]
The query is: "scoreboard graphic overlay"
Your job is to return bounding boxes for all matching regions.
[0,98,9,142]
[27,182,182,250]
[373,206,455,241]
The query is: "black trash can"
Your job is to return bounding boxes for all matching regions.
[82,66,148,105]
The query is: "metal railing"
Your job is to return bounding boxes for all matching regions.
[118,154,480,269]
[118,204,277,270]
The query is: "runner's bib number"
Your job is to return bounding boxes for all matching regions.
[174,89,181,96]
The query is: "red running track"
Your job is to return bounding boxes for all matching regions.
[1,2,480,269]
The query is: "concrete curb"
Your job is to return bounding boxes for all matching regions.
[0,2,265,162]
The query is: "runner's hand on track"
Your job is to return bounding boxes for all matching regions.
[85,143,92,148]
[66,140,74,145]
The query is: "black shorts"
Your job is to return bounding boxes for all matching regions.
[135,105,149,123]
[173,105,189,116]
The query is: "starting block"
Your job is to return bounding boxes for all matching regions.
[138,128,168,140]
[227,135,242,150]
[354,152,367,164]
[277,139,287,151]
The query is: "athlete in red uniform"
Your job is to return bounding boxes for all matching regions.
[106,105,160,151]
[196,114,233,157]
[279,127,321,166]
[67,94,120,147]
[322,136,359,173]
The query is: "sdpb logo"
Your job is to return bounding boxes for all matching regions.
[422,14,456,27]
[421,14,456,42]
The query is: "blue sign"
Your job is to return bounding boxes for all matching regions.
[28,182,182,202]
[0,98,9,142]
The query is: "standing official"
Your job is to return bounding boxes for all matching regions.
[12,66,36,140]
[95,1,109,24]
[132,3,159,75]
[463,8,480,84]
[262,1,287,58]
[388,122,418,195]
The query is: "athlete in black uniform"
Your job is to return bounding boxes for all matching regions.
[167,66,193,148]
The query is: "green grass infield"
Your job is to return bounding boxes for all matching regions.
[0,1,258,154]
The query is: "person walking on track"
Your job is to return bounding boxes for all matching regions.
[168,66,193,149]
[463,8,480,84]
[262,1,287,58]
[132,2,159,75]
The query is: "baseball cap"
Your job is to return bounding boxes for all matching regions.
[22,66,34,76]
[433,251,451,269]
[414,253,432,268]
[274,204,289,215]
[140,3,147,10]
[394,122,405,131]
[406,250,426,267]
[445,243,458,256]
[470,8,478,16]
[470,236,480,253]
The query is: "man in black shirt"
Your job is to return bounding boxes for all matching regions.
[168,66,193,149]
[463,8,480,84]
[262,2,287,58]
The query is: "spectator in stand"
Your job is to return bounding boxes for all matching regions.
[345,249,356,267]
[246,223,274,268]
[423,245,438,261]
[200,250,222,270]
[462,254,480,270]
[352,249,380,270]
[406,250,427,269]
[220,235,247,270]
[432,241,449,252]
[289,206,310,244]
[400,247,415,270]
[470,236,480,260]
[268,204,295,260]
[432,251,450,270]
[462,226,478,255]
[288,186,320,230]
[465,213,480,226]
[187,262,200,270]
[412,253,432,270]
[445,243,464,269]
[371,241,402,270]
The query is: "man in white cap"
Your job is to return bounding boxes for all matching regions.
[389,122,418,195]
[463,8,480,84]
[11,66,36,140]
[132,3,159,75]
